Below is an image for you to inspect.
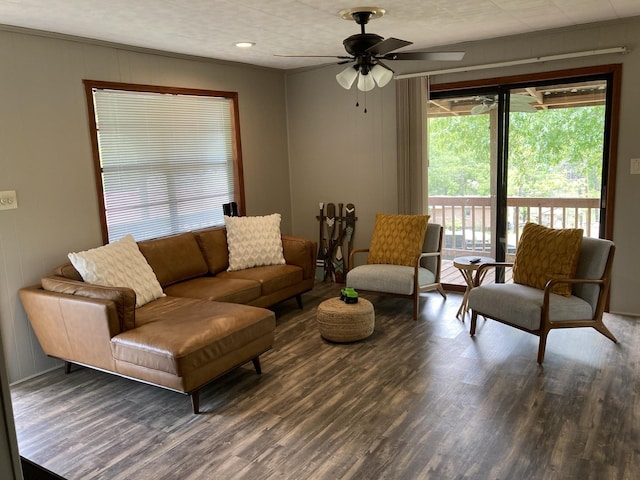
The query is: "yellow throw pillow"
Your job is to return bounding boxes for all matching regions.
[512,222,583,296]
[367,214,430,266]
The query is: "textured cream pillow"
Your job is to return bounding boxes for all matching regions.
[68,234,164,307]
[224,213,285,271]
[367,214,430,266]
[512,222,583,297]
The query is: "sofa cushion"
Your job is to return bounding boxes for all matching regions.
[162,277,262,304]
[347,264,435,295]
[68,234,164,308]
[216,264,303,296]
[469,283,593,331]
[367,214,430,266]
[512,222,583,297]
[53,263,83,281]
[224,214,286,271]
[193,227,229,275]
[281,235,316,280]
[112,297,275,376]
[41,276,137,332]
[137,232,209,287]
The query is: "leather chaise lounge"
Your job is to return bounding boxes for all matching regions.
[19,226,317,413]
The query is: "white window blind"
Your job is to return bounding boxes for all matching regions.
[91,87,238,242]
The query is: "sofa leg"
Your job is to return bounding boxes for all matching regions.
[191,391,200,414]
[64,361,72,374]
[252,357,262,375]
[295,294,303,309]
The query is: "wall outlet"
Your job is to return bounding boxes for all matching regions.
[0,190,18,210]
[631,158,640,175]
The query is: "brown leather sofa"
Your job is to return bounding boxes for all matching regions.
[19,227,317,413]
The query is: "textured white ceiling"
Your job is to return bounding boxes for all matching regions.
[1,0,639,70]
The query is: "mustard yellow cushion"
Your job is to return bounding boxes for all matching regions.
[367,214,430,266]
[512,222,583,296]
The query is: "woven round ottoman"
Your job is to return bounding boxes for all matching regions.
[317,297,375,342]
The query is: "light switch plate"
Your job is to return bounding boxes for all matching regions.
[0,190,18,210]
[631,158,640,175]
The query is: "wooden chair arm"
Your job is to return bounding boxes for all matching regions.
[542,277,607,325]
[416,251,441,274]
[348,248,370,271]
[473,262,513,286]
[545,277,605,289]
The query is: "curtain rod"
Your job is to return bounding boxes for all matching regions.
[394,47,629,80]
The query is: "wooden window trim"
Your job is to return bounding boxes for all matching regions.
[83,80,245,244]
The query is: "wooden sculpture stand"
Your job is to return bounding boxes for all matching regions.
[315,202,357,283]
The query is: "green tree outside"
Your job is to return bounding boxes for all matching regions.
[428,106,605,198]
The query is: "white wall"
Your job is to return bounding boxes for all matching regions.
[286,65,398,256]
[286,17,640,316]
[0,29,291,383]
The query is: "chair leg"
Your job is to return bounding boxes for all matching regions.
[470,311,478,336]
[594,322,618,343]
[436,284,447,299]
[191,390,200,414]
[537,331,549,364]
[295,294,303,309]
[64,361,72,374]
[413,293,419,321]
[252,356,262,375]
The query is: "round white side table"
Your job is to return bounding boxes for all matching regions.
[453,256,495,319]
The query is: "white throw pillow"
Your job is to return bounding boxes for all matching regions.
[68,234,164,307]
[225,213,286,271]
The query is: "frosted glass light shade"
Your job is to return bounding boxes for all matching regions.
[336,66,358,89]
[371,64,393,87]
[357,72,375,91]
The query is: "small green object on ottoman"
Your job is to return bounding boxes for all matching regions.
[317,297,375,342]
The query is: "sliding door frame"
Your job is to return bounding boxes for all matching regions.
[430,64,621,242]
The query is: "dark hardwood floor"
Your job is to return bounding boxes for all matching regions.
[10,283,640,479]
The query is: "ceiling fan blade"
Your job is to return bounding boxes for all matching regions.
[366,37,412,56]
[376,59,395,73]
[383,51,465,61]
[274,54,353,59]
[510,94,538,104]
[510,103,538,113]
[471,104,490,115]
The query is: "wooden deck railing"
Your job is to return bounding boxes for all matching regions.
[428,195,600,260]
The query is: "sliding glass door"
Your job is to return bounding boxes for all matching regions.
[427,67,617,289]
[427,87,500,287]
[505,80,607,258]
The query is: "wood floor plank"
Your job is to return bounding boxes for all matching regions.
[10,282,640,479]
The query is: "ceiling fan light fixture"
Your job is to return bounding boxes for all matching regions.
[357,71,376,91]
[339,7,386,22]
[371,64,393,87]
[336,65,358,89]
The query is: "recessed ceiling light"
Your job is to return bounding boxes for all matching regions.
[234,42,256,48]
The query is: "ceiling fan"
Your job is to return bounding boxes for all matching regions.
[277,7,465,91]
[470,94,539,114]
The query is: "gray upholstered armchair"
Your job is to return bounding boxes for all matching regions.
[346,221,446,320]
[468,235,617,363]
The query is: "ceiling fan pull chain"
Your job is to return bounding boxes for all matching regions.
[364,90,368,113]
